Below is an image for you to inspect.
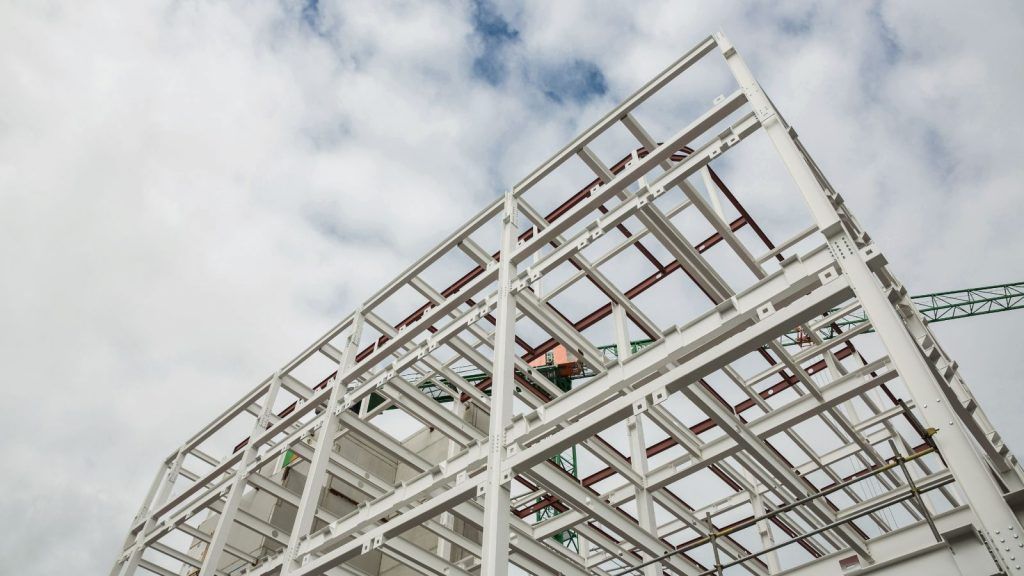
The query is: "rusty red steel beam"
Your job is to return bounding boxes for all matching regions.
[352,149,684,365]
[709,167,783,262]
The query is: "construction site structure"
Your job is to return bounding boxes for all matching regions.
[110,32,1024,576]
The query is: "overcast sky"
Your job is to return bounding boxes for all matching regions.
[2,1,1023,574]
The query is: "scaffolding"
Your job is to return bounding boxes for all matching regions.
[110,32,1024,576]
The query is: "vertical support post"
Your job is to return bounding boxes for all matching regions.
[282,312,364,575]
[198,374,282,576]
[438,399,469,561]
[115,450,187,576]
[480,190,519,576]
[132,463,167,532]
[626,416,659,576]
[716,30,1024,572]
[706,513,723,576]
[612,302,630,362]
[746,470,781,574]
[616,303,659,576]
[108,462,164,576]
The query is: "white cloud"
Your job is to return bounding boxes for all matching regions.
[1,1,1022,574]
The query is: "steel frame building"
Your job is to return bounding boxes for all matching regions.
[110,32,1024,576]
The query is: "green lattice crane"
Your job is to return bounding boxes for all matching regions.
[596,280,1024,357]
[778,280,1024,346]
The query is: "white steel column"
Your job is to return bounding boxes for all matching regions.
[716,30,1024,573]
[616,302,660,576]
[198,374,282,576]
[438,399,469,562]
[109,459,165,576]
[746,469,781,574]
[116,450,186,576]
[627,417,660,576]
[480,191,519,575]
[282,312,364,575]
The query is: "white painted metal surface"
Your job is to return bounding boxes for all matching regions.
[110,32,1024,576]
